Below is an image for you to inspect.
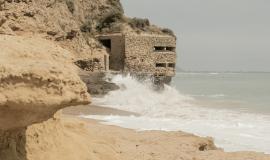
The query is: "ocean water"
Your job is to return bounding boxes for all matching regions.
[172,72,270,114]
[82,73,270,153]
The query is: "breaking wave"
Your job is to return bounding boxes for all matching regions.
[89,74,270,153]
[94,74,194,117]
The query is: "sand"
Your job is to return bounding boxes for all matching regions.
[1,104,269,160]
[53,105,270,160]
[63,104,139,116]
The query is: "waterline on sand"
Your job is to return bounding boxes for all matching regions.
[85,74,270,153]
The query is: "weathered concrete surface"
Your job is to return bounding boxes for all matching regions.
[98,34,125,71]
[125,34,176,77]
[98,33,177,78]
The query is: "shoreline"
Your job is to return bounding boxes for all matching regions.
[62,105,270,158]
[63,104,139,117]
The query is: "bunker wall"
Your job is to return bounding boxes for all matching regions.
[99,34,125,71]
[124,35,176,76]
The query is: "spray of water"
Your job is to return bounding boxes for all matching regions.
[89,74,270,153]
[94,74,195,117]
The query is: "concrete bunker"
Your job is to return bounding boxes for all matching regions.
[97,33,177,83]
[168,63,175,68]
[98,34,125,71]
[166,47,176,52]
[154,46,175,52]
[156,63,166,68]
[154,46,166,51]
[100,39,111,51]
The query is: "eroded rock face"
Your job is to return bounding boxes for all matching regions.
[0,0,124,60]
[78,71,120,96]
[0,35,91,130]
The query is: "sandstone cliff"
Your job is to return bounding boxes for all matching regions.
[0,34,92,159]
[0,35,90,130]
[0,0,173,61]
[0,0,169,133]
[0,1,268,160]
[0,0,113,60]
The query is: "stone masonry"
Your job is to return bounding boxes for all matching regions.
[98,33,177,78]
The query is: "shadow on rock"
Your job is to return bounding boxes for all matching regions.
[0,128,27,160]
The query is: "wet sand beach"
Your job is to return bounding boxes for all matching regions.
[59,105,270,160]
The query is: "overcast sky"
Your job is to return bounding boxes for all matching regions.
[121,0,270,72]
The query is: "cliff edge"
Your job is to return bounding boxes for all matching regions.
[0,1,268,160]
[0,0,172,61]
[0,34,90,129]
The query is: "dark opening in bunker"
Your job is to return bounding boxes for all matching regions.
[154,46,166,51]
[168,63,175,68]
[166,47,175,52]
[100,39,111,51]
[156,63,166,67]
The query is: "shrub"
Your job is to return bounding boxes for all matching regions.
[162,28,175,37]
[128,18,150,30]
[80,21,92,33]
[66,0,75,14]
[107,0,124,14]
[96,10,124,32]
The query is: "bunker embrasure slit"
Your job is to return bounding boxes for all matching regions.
[156,63,166,68]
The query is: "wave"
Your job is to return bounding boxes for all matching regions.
[94,74,194,117]
[175,72,240,76]
[190,94,226,98]
[90,74,270,153]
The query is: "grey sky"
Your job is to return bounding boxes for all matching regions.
[121,0,270,72]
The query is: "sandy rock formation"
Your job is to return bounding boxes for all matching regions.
[0,35,90,130]
[0,0,123,60]
[0,0,173,60]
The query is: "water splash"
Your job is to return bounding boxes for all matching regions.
[89,74,270,153]
[94,74,194,117]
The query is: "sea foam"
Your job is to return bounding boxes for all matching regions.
[85,74,270,153]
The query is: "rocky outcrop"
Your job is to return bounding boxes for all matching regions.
[0,0,122,59]
[0,35,90,130]
[0,0,174,59]
[78,71,120,96]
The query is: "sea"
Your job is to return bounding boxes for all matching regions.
[82,72,270,153]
